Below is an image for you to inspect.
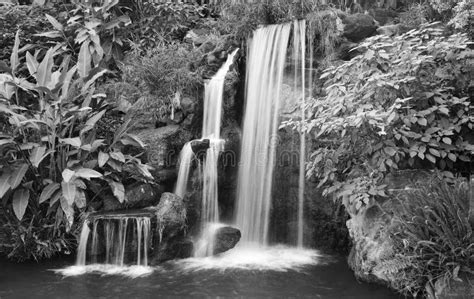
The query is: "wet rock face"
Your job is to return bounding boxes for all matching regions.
[149,192,191,263]
[213,226,241,255]
[270,128,350,252]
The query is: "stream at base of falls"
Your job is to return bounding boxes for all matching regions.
[0,247,402,299]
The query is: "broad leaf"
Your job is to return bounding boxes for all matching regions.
[62,169,75,182]
[81,68,108,93]
[121,133,145,148]
[8,164,28,189]
[107,179,125,203]
[12,188,29,220]
[59,137,81,147]
[10,30,20,74]
[61,182,76,205]
[60,196,74,230]
[110,151,125,163]
[0,173,11,198]
[80,110,106,135]
[36,47,55,87]
[39,183,60,204]
[25,52,39,78]
[75,168,103,180]
[74,189,86,209]
[98,152,109,167]
[78,40,91,78]
[29,146,47,168]
[45,14,63,31]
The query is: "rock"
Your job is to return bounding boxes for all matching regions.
[180,97,196,115]
[151,192,187,240]
[190,139,210,155]
[368,8,398,26]
[153,168,177,184]
[124,183,163,209]
[151,236,193,264]
[376,24,402,37]
[138,125,186,170]
[213,226,241,254]
[148,192,190,263]
[342,13,377,42]
[184,29,210,46]
[101,183,164,211]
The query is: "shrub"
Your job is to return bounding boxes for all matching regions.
[390,178,473,297]
[123,43,204,102]
[284,24,474,214]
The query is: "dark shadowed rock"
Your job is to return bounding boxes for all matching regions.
[190,139,210,154]
[213,226,241,254]
[342,13,377,42]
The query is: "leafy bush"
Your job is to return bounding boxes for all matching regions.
[390,178,473,297]
[129,1,208,52]
[284,24,474,213]
[0,32,152,261]
[122,42,204,112]
[0,4,54,62]
[215,0,328,40]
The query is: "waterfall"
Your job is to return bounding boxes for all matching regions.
[193,49,238,257]
[76,220,90,266]
[234,24,291,245]
[202,49,239,138]
[294,20,307,248]
[76,216,151,266]
[174,49,238,201]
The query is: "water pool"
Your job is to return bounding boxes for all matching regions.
[0,247,401,299]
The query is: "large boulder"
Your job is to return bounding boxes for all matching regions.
[149,192,191,264]
[213,226,241,255]
[138,125,193,179]
[342,13,377,42]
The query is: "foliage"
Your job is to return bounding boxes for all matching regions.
[35,0,132,69]
[129,1,208,52]
[0,32,152,261]
[122,42,204,118]
[284,24,474,214]
[215,0,329,40]
[390,178,473,297]
[0,4,54,62]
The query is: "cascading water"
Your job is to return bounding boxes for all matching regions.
[234,24,292,246]
[76,216,151,266]
[194,49,238,257]
[294,20,307,248]
[174,142,194,199]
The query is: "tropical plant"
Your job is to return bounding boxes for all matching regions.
[0,32,152,261]
[35,0,132,68]
[284,23,474,214]
[390,178,473,297]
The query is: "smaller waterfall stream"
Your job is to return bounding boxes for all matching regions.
[174,142,195,199]
[76,216,151,267]
[294,19,307,248]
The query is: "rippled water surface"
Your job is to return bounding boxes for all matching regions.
[0,247,401,299]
